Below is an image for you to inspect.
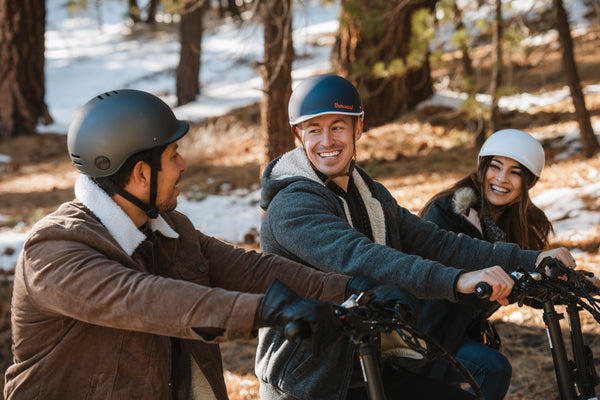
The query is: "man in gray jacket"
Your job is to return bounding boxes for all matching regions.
[257,74,576,399]
[4,89,373,400]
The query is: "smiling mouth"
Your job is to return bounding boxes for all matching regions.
[319,150,341,158]
[490,184,509,194]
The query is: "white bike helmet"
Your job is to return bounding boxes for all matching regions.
[478,129,545,177]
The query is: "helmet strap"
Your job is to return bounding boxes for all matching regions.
[147,147,160,218]
[102,180,158,219]
[101,147,161,219]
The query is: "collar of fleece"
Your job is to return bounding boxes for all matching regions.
[74,174,179,256]
[271,147,386,245]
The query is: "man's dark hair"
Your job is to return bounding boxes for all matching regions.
[93,144,167,196]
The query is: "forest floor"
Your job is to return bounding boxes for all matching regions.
[3,23,600,400]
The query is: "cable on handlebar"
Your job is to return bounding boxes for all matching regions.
[336,293,486,400]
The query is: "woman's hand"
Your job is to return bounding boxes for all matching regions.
[535,247,576,269]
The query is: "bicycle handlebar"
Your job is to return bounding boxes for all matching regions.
[474,257,600,322]
[283,291,486,399]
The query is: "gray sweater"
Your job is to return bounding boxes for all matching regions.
[256,148,539,399]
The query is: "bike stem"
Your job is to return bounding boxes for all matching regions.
[543,299,578,400]
[357,341,387,400]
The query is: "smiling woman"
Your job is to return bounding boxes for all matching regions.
[416,129,554,400]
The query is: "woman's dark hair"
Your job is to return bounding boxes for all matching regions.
[93,144,167,196]
[420,155,553,250]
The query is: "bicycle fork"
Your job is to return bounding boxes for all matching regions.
[358,341,387,400]
[543,300,599,400]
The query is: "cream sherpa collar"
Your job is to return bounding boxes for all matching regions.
[74,175,179,256]
[272,148,387,245]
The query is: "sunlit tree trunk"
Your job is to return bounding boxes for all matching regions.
[482,0,503,147]
[259,0,295,170]
[176,0,206,106]
[332,0,437,127]
[553,0,599,157]
[0,0,52,139]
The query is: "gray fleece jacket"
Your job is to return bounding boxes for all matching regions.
[256,147,540,400]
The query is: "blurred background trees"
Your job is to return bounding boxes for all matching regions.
[1,0,598,157]
[0,0,52,140]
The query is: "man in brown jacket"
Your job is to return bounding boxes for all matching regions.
[4,89,416,399]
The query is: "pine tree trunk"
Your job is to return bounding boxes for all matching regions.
[176,0,206,106]
[553,0,599,157]
[332,0,436,127]
[481,0,503,148]
[0,0,52,139]
[129,0,140,23]
[259,0,295,170]
[146,0,159,24]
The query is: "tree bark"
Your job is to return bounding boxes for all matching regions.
[176,0,206,106]
[332,0,437,127]
[553,0,599,157]
[259,0,295,170]
[480,0,503,147]
[146,0,160,24]
[129,0,140,23]
[0,0,52,139]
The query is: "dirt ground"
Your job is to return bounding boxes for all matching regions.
[3,23,600,400]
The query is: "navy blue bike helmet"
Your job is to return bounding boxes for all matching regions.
[288,74,364,126]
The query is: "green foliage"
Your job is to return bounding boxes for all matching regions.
[475,17,489,34]
[161,0,179,14]
[459,95,488,120]
[66,0,90,14]
[408,8,434,68]
[435,0,456,23]
[373,59,406,79]
[449,27,471,49]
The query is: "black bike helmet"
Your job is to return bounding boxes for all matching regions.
[67,89,189,218]
[288,74,364,126]
[68,89,189,177]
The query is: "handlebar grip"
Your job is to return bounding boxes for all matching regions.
[284,320,311,342]
[474,282,493,299]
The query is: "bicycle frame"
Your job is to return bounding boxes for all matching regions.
[542,300,599,400]
[476,258,600,400]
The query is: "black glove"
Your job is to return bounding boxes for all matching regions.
[346,275,419,325]
[257,279,342,356]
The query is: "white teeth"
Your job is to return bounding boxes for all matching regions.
[320,151,340,157]
[491,185,509,193]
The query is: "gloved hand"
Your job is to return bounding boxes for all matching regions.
[256,279,342,356]
[346,275,419,325]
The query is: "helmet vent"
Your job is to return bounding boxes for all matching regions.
[97,91,119,101]
[71,153,82,166]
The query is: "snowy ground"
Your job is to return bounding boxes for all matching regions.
[1,0,599,270]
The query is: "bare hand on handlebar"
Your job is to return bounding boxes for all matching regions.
[456,266,514,306]
[536,247,576,269]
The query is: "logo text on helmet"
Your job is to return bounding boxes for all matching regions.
[334,102,354,110]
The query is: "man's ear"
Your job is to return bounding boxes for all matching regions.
[129,160,150,188]
[292,126,303,147]
[355,118,364,142]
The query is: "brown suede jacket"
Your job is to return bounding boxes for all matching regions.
[4,176,348,399]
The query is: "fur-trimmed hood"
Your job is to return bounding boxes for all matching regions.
[262,147,387,245]
[451,187,479,216]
